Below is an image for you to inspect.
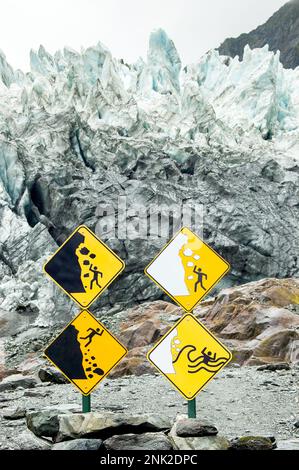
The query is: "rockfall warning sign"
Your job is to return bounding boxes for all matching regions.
[44,310,127,395]
[145,227,230,312]
[43,225,125,308]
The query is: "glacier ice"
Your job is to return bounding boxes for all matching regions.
[0,29,297,326]
[0,31,298,151]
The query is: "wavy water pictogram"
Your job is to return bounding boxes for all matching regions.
[172,344,228,374]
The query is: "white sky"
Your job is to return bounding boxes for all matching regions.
[0,0,288,71]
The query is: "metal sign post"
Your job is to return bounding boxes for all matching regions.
[188,310,196,419]
[188,398,196,418]
[82,394,91,413]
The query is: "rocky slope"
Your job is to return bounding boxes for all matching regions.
[0,278,298,450]
[218,0,299,69]
[2,277,298,380]
[0,29,297,327]
[107,277,299,376]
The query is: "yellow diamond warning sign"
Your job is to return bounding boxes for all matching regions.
[44,225,125,309]
[147,313,232,400]
[44,310,127,395]
[145,227,230,312]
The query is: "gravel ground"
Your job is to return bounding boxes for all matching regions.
[0,365,298,449]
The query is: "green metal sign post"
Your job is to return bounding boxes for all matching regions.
[188,398,196,418]
[82,394,91,413]
[188,310,196,418]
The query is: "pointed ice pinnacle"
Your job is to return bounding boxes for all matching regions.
[147,28,181,94]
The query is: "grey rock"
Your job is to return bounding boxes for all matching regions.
[218,0,299,69]
[9,430,51,450]
[23,389,48,397]
[26,410,60,438]
[55,412,171,442]
[26,404,82,438]
[276,439,299,450]
[52,439,103,450]
[0,374,38,392]
[294,420,299,428]
[3,407,26,420]
[170,435,229,451]
[257,363,291,372]
[229,436,276,450]
[175,418,218,437]
[38,367,67,384]
[104,432,173,451]
[169,415,227,450]
[0,309,38,337]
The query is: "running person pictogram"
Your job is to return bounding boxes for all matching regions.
[193,266,207,292]
[89,265,103,290]
[80,328,104,347]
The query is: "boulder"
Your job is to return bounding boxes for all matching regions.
[55,413,171,442]
[26,410,60,438]
[169,415,226,450]
[229,436,276,450]
[3,407,26,420]
[52,439,103,450]
[119,301,180,330]
[10,430,52,450]
[27,411,171,442]
[38,366,67,384]
[104,432,173,451]
[0,374,38,392]
[175,418,218,437]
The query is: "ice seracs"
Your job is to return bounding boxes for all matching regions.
[1,30,298,151]
[0,30,297,326]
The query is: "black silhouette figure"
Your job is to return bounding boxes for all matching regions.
[201,347,216,364]
[80,328,104,347]
[89,264,103,290]
[172,344,228,374]
[193,266,207,292]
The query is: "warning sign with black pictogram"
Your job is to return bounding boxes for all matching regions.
[44,310,127,395]
[44,225,125,309]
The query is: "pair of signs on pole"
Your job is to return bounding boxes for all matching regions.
[43,225,232,399]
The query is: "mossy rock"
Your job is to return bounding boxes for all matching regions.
[229,436,276,450]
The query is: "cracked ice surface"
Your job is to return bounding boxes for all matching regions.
[0,29,297,326]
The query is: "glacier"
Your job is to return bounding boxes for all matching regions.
[1,29,299,152]
[0,29,297,326]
